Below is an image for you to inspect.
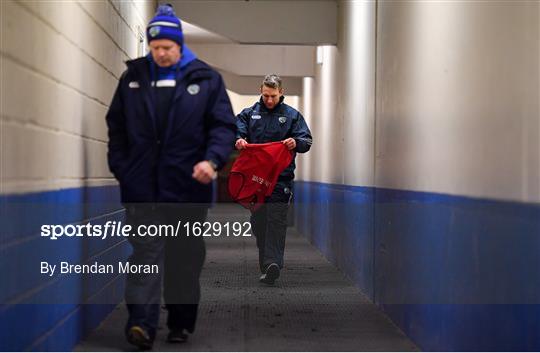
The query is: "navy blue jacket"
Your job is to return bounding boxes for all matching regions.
[106,57,236,203]
[236,97,312,181]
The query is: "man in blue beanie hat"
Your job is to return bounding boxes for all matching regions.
[106,3,236,349]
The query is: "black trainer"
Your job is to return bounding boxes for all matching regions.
[127,325,153,350]
[167,329,188,343]
[259,263,280,285]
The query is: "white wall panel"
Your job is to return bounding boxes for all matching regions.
[296,77,315,181]
[1,57,108,142]
[1,121,111,181]
[339,0,376,187]
[226,90,260,116]
[298,47,341,184]
[189,44,315,77]
[79,0,145,59]
[0,0,155,194]
[302,0,538,203]
[303,0,376,186]
[375,1,539,202]
[1,1,117,105]
[317,45,342,184]
[19,1,128,78]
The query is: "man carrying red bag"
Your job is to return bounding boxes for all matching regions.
[234,74,312,285]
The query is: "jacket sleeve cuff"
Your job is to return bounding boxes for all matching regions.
[205,154,222,170]
[294,138,312,153]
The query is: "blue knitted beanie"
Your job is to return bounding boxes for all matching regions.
[146,4,184,48]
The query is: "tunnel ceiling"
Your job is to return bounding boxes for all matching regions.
[173,0,337,91]
[172,0,337,45]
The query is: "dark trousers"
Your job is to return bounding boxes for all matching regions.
[250,181,292,272]
[124,204,207,339]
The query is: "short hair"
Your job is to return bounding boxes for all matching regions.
[262,74,282,89]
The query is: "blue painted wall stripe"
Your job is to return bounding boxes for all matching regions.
[294,180,540,351]
[0,185,127,351]
[294,182,375,298]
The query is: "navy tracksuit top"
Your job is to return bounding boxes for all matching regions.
[106,56,237,203]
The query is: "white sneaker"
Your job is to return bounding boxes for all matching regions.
[259,263,280,284]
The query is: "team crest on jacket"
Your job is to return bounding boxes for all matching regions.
[149,26,160,37]
[187,84,200,95]
[279,116,287,124]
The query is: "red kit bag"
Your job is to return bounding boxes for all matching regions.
[228,142,293,211]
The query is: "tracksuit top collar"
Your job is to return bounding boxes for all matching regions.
[258,95,285,113]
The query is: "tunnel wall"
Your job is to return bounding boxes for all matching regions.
[295,0,540,351]
[0,1,154,350]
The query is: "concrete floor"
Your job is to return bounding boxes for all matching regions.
[75,205,419,352]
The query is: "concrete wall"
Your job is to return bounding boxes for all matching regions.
[1,0,154,194]
[375,0,539,203]
[298,0,539,202]
[296,1,376,186]
[0,1,155,350]
[295,0,377,305]
[190,44,315,77]
[295,0,540,350]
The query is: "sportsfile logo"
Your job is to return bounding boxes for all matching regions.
[252,175,271,187]
[41,221,251,240]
